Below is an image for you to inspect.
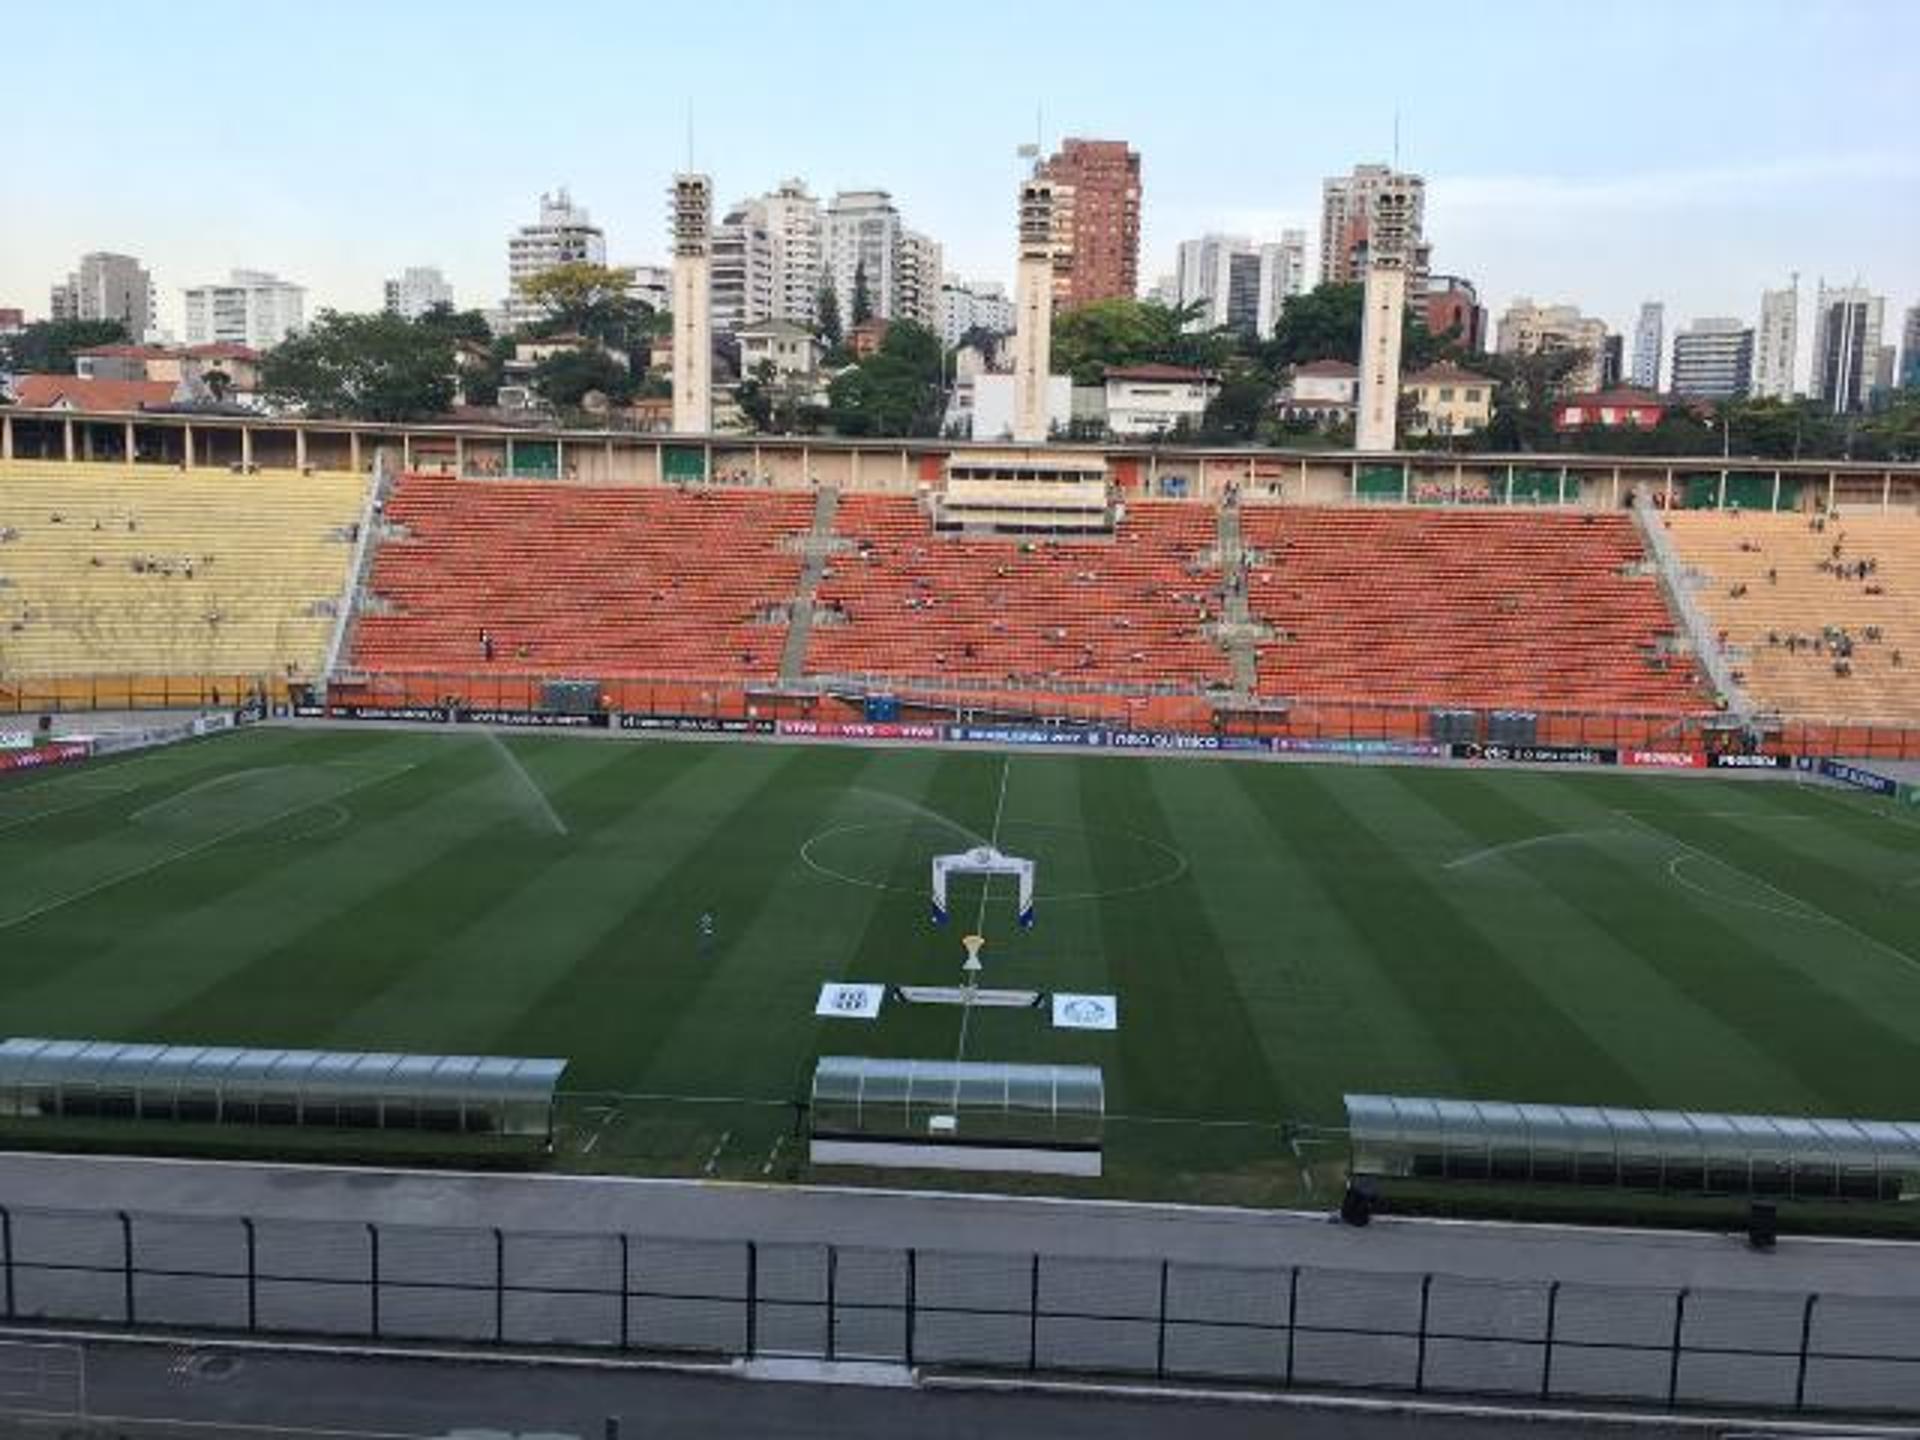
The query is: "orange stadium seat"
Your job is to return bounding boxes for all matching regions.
[351,475,810,680]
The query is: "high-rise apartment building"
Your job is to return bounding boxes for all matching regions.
[1752,280,1799,401]
[709,179,823,334]
[896,230,944,332]
[711,203,774,336]
[1173,231,1305,338]
[505,189,606,329]
[761,179,823,328]
[182,270,305,348]
[383,266,454,321]
[1320,164,1430,290]
[48,252,156,339]
[1808,283,1885,414]
[1670,317,1754,400]
[1495,299,1610,393]
[825,190,902,324]
[1900,303,1920,390]
[1037,138,1141,309]
[1630,302,1663,390]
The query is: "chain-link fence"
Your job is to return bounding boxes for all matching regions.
[1,1204,1916,1416]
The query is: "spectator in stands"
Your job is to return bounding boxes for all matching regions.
[481,630,494,662]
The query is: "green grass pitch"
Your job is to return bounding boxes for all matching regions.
[3,726,1918,1205]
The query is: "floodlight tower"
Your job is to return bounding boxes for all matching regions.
[670,173,713,435]
[1012,169,1066,445]
[1354,187,1415,454]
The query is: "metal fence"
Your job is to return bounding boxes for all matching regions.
[1,1205,1916,1417]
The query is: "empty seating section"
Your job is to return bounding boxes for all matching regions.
[0,461,365,680]
[1237,507,1705,711]
[808,495,1229,690]
[353,475,809,679]
[1666,511,1920,722]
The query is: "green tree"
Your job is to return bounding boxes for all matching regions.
[1864,395,1920,461]
[261,310,456,422]
[1197,365,1276,444]
[414,305,495,346]
[816,278,843,348]
[516,262,655,350]
[735,358,779,432]
[1050,298,1194,385]
[850,262,874,326]
[1,318,130,375]
[530,346,636,410]
[1260,283,1364,368]
[1476,350,1584,453]
[827,320,943,437]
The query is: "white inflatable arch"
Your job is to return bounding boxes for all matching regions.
[931,846,1036,928]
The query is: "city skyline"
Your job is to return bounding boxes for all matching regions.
[2,0,1915,374]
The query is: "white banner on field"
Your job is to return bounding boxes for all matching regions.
[1051,993,1119,1031]
[816,983,886,1020]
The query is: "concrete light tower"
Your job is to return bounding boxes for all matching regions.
[1011,173,1065,445]
[1355,188,1415,454]
[670,173,713,435]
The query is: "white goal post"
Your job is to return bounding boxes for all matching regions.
[930,846,1036,928]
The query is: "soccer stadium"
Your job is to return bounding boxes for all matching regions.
[3,419,1920,1420]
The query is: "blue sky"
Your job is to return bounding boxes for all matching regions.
[6,0,1915,358]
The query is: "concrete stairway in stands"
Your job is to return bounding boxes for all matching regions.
[780,486,845,684]
[1213,493,1264,696]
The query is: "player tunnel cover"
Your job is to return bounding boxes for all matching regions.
[930,846,1036,928]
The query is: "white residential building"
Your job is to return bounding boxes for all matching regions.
[946,372,1071,441]
[736,318,821,380]
[896,230,944,332]
[1174,231,1305,337]
[1630,301,1663,390]
[49,252,156,339]
[182,270,306,348]
[711,203,775,336]
[505,189,606,328]
[825,189,902,323]
[1103,364,1218,438]
[1753,280,1799,400]
[383,266,454,320]
[938,277,1015,347]
[761,179,823,327]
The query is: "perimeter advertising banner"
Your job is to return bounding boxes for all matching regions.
[776,720,943,742]
[617,714,774,734]
[1619,749,1708,769]
[295,704,451,723]
[1706,752,1794,770]
[1819,758,1900,796]
[455,708,609,729]
[1451,743,1619,766]
[949,725,1108,748]
[1271,737,1450,759]
[0,741,91,775]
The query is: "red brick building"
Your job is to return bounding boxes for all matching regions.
[1039,138,1141,311]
